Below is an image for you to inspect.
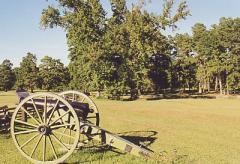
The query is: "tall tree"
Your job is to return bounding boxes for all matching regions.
[41,0,106,92]
[171,33,196,91]
[40,0,189,98]
[39,56,70,91]
[100,0,133,98]
[215,17,240,94]
[192,23,213,93]
[18,52,39,92]
[124,0,189,95]
[0,59,16,91]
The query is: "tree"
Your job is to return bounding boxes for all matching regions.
[18,52,39,92]
[214,17,240,94]
[189,18,240,95]
[123,0,189,95]
[41,0,106,93]
[148,53,171,93]
[100,0,133,98]
[171,33,196,91]
[40,0,190,98]
[39,56,70,91]
[192,23,213,93]
[0,59,16,91]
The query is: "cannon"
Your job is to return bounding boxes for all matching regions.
[10,90,153,163]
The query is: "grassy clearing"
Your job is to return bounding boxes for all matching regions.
[1,91,240,163]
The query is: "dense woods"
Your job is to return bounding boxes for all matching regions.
[1,0,240,99]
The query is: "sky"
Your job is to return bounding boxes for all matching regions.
[0,0,239,67]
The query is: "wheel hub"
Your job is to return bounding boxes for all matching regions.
[38,125,51,135]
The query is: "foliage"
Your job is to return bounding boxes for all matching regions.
[12,54,69,92]
[0,59,15,91]
[171,33,196,91]
[16,52,39,92]
[39,56,70,91]
[190,18,240,94]
[40,0,190,98]
[3,2,240,96]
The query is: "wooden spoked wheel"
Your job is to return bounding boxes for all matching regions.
[59,90,100,126]
[11,93,80,164]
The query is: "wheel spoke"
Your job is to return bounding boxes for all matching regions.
[81,97,85,102]
[43,96,47,124]
[46,99,60,125]
[14,129,38,135]
[48,136,58,160]
[43,135,46,162]
[49,110,71,126]
[56,110,65,125]
[87,116,96,119]
[20,133,40,149]
[21,107,40,125]
[15,120,38,128]
[68,128,72,144]
[72,93,75,101]
[54,131,75,140]
[51,133,69,150]
[59,127,67,141]
[30,134,43,157]
[51,123,75,130]
[89,105,95,109]
[31,98,43,124]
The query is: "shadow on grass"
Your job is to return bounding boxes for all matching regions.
[65,130,191,164]
[117,130,157,148]
[116,91,217,101]
[0,131,11,138]
[145,93,216,100]
[65,130,157,164]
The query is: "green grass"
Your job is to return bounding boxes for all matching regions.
[1,91,240,163]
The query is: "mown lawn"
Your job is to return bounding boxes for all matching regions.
[1,91,240,163]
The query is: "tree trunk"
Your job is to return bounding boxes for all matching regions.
[198,82,202,94]
[214,76,218,91]
[202,79,206,93]
[219,76,223,95]
[226,78,229,95]
[187,79,191,92]
[96,90,100,98]
[137,89,141,96]
[207,78,210,92]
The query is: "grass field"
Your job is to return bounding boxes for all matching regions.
[1,91,240,163]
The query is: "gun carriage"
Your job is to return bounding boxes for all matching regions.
[0,105,11,132]
[1,90,153,163]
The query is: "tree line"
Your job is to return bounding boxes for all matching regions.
[1,0,240,99]
[0,53,69,92]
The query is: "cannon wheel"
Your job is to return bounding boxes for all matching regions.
[11,93,80,164]
[59,90,100,126]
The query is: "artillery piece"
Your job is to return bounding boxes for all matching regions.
[9,90,153,163]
